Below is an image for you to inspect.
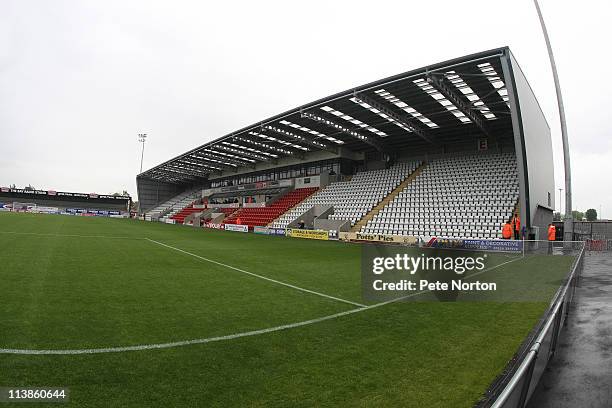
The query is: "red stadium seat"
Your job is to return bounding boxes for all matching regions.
[223,187,317,229]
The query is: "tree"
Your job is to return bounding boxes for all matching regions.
[572,210,584,221]
[585,208,597,222]
[111,190,130,197]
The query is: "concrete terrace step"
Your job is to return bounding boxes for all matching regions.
[351,162,427,233]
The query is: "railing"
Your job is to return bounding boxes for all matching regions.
[585,239,612,251]
[202,179,293,197]
[477,241,585,408]
[572,220,612,241]
[243,202,267,208]
[263,187,293,208]
[206,203,239,209]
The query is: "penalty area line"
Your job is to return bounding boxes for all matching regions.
[0,231,143,239]
[0,306,370,355]
[145,238,366,308]
[0,251,524,355]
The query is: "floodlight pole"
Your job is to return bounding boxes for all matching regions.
[138,133,147,173]
[558,188,563,215]
[599,204,602,221]
[533,0,573,241]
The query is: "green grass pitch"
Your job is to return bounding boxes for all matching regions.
[0,212,575,407]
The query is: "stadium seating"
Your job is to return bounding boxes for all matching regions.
[145,154,518,240]
[223,187,318,228]
[215,207,239,217]
[271,162,421,228]
[360,153,519,239]
[170,204,203,224]
[168,204,241,224]
[196,207,239,224]
[145,188,202,221]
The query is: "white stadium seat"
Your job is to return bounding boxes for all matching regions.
[271,161,421,228]
[145,188,201,222]
[360,153,519,239]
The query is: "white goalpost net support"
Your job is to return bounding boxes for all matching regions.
[11,202,37,213]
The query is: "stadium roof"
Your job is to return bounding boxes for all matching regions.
[139,47,513,184]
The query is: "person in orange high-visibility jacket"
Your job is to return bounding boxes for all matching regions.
[513,214,521,240]
[502,221,513,239]
[548,224,556,241]
[236,217,242,225]
[547,223,556,254]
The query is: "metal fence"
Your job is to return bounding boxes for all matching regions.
[569,220,612,251]
[584,239,612,251]
[572,221,612,240]
[477,241,585,408]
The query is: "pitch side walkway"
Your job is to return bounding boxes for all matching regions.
[527,253,612,408]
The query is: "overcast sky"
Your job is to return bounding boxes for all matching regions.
[1,1,610,217]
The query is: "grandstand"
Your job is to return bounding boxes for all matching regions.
[137,47,555,241]
[0,187,130,217]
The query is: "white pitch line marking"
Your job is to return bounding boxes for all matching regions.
[0,253,524,355]
[0,231,142,239]
[146,238,366,308]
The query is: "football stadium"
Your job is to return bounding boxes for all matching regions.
[1,45,599,407]
[2,4,612,406]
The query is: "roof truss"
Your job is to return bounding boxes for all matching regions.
[214,144,270,162]
[139,49,515,183]
[300,110,386,152]
[264,124,338,154]
[425,72,491,137]
[233,135,305,159]
[352,91,434,144]
[192,151,244,168]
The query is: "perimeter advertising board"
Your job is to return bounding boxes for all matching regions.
[65,208,121,217]
[32,206,60,214]
[269,228,286,236]
[203,223,224,230]
[339,232,418,245]
[425,237,522,253]
[224,224,249,233]
[288,229,328,240]
[253,226,270,235]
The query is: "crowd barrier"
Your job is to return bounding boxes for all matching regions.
[477,241,585,408]
[585,239,612,251]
